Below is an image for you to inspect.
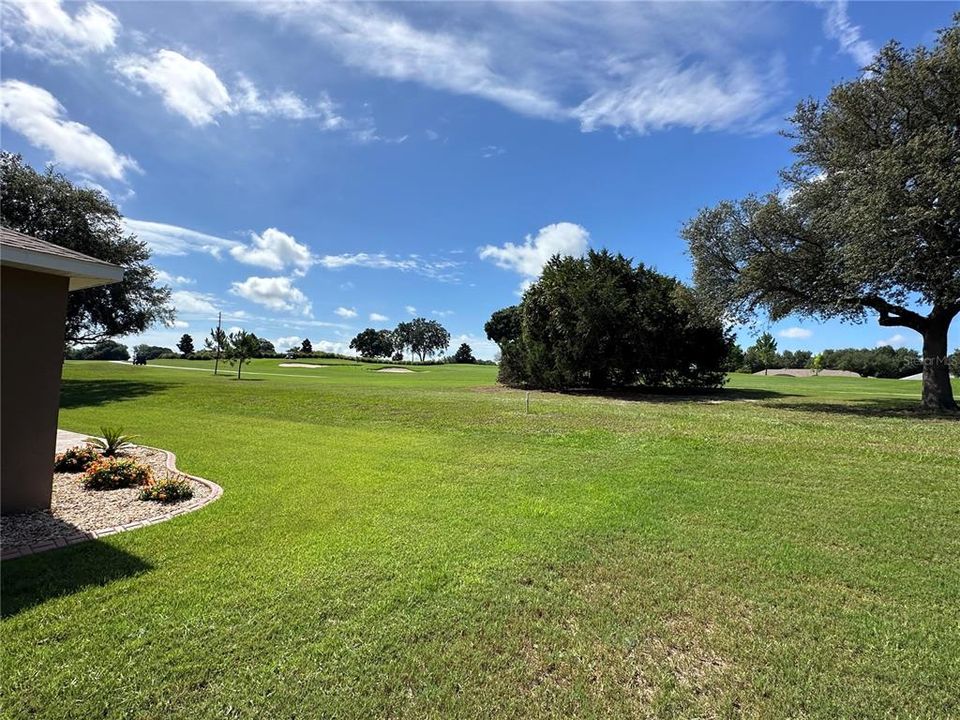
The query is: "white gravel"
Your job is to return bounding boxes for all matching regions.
[1,447,209,550]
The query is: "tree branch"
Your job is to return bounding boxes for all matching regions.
[859,295,928,331]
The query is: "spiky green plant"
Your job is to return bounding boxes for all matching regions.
[85,426,138,457]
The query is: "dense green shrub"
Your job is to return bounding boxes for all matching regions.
[490,250,732,391]
[139,475,193,503]
[82,457,153,490]
[54,445,100,472]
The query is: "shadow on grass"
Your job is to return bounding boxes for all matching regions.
[773,399,960,420]
[60,379,173,409]
[1,539,152,618]
[561,386,794,403]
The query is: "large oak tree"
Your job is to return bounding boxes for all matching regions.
[682,17,959,410]
[0,152,173,345]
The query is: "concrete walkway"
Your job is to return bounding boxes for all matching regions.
[56,429,90,453]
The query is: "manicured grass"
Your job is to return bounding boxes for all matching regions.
[2,361,958,718]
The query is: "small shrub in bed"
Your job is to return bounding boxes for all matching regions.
[139,476,194,503]
[54,445,100,473]
[82,457,153,490]
[85,426,138,457]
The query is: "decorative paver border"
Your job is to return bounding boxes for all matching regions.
[0,446,223,561]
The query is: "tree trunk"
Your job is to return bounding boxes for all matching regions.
[921,320,956,411]
[237,362,242,380]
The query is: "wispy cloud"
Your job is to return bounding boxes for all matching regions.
[1,79,139,180]
[317,252,462,282]
[822,0,876,67]
[155,270,195,286]
[334,306,357,319]
[125,219,239,258]
[369,312,389,322]
[171,289,220,315]
[252,2,787,136]
[876,333,911,349]
[115,49,345,128]
[778,327,812,340]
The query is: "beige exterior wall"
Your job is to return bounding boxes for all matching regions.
[1,266,70,514]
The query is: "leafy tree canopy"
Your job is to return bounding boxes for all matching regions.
[490,249,732,391]
[350,328,394,359]
[0,152,173,345]
[226,330,259,379]
[177,334,195,356]
[682,19,960,409]
[453,343,476,364]
[484,306,521,346]
[66,340,129,361]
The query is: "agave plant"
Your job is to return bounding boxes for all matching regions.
[85,426,139,457]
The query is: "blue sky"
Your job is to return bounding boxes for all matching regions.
[2,1,956,359]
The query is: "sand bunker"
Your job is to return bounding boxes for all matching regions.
[278,363,324,368]
[377,368,415,373]
[753,368,861,378]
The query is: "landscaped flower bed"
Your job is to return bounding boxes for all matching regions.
[0,446,210,551]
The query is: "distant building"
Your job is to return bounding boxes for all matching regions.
[1,227,124,514]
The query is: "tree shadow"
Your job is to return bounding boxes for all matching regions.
[1,531,153,618]
[772,399,960,421]
[59,379,173,409]
[560,386,794,404]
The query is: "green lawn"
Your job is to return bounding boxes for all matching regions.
[2,360,958,718]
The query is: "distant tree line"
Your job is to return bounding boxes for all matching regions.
[485,250,732,391]
[348,318,452,362]
[726,332,945,379]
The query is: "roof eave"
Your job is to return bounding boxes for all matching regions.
[1,246,125,290]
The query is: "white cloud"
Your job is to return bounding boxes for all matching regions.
[125,219,239,258]
[369,312,389,322]
[229,227,313,275]
[0,79,139,180]
[405,305,417,315]
[432,310,454,318]
[822,0,876,67]
[116,50,232,127]
[482,145,506,158]
[334,306,357,319]
[317,252,461,282]
[171,320,190,329]
[231,276,312,315]
[572,59,784,135]
[155,270,195,286]
[253,2,562,120]
[234,75,344,127]
[116,49,347,129]
[2,0,119,58]
[252,3,787,136]
[479,222,590,280]
[274,335,302,351]
[778,327,813,340]
[876,333,909,349]
[171,290,219,315]
[313,340,350,355]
